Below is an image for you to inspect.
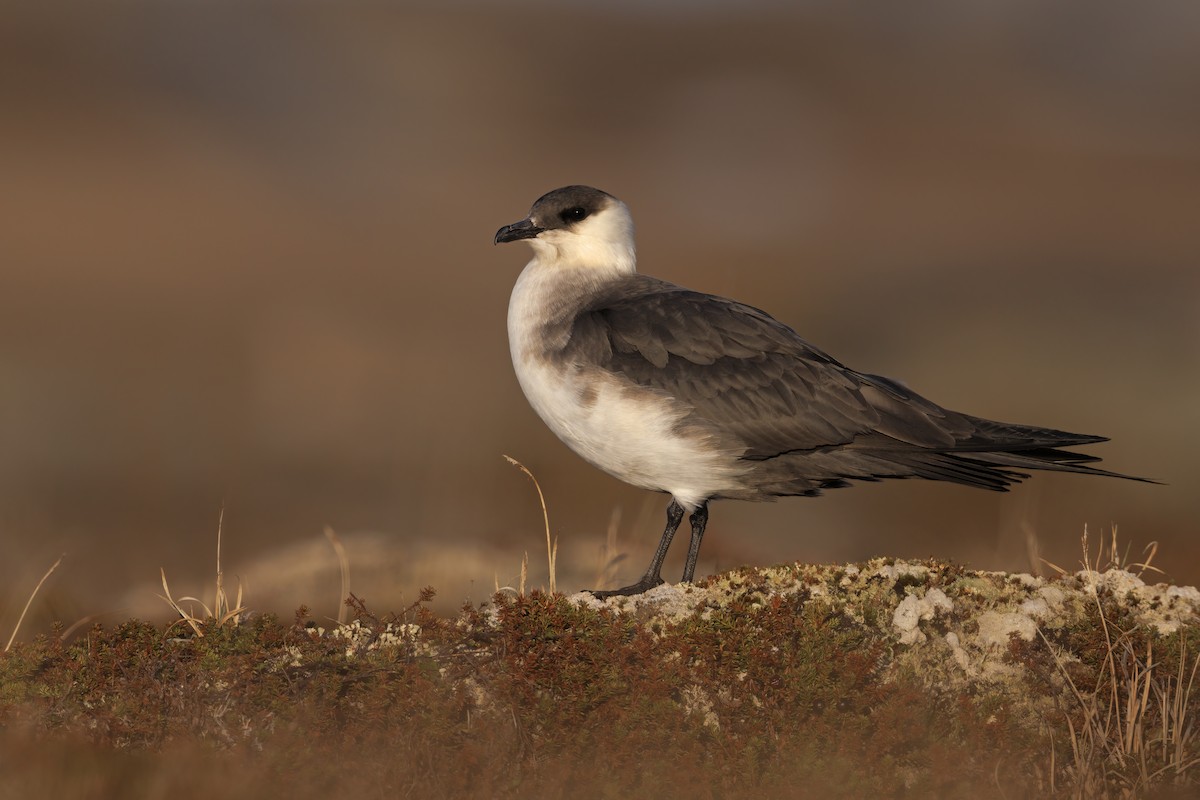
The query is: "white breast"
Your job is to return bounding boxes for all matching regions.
[507,260,746,510]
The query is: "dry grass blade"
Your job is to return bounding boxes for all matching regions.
[214,504,226,619]
[158,568,205,638]
[1040,556,1070,578]
[503,455,557,594]
[210,504,245,625]
[324,525,351,624]
[210,506,246,626]
[59,613,112,642]
[1130,540,1164,580]
[1157,633,1200,781]
[1024,520,1043,579]
[1037,524,1077,578]
[4,554,64,651]
[157,507,247,635]
[1041,532,1200,798]
[217,581,245,626]
[494,552,530,597]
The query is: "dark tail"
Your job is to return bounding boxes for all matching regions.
[922,420,1160,492]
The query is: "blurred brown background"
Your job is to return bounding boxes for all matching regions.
[2,1,1196,633]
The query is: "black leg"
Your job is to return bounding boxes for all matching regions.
[588,500,685,598]
[681,502,709,583]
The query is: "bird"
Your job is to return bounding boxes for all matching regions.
[494,185,1151,598]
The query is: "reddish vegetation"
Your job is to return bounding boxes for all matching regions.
[1,568,1197,799]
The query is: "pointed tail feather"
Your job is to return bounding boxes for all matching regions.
[961,448,1161,486]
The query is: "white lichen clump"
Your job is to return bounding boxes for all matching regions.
[892,588,953,645]
[329,619,424,658]
[568,556,1200,708]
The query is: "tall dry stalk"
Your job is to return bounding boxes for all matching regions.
[503,455,557,594]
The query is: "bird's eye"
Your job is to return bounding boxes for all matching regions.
[560,206,589,223]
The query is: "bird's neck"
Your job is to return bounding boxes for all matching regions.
[529,237,637,278]
[508,253,629,365]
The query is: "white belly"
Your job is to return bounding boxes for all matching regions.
[507,262,745,509]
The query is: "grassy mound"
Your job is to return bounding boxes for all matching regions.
[1,559,1198,799]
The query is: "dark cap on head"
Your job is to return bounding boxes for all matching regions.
[495,185,615,244]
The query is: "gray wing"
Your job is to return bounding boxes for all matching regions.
[563,277,970,457]
[558,277,1127,491]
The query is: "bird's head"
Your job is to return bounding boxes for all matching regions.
[495,185,637,275]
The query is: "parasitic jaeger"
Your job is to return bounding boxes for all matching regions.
[495,185,1151,598]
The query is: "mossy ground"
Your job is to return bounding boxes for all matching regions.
[1,560,1197,799]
